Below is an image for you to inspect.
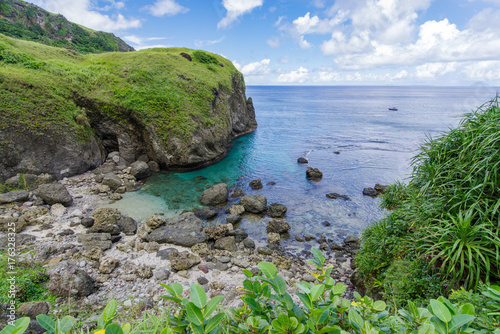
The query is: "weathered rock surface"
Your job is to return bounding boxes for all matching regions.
[200,183,228,206]
[130,161,150,179]
[117,216,137,235]
[47,267,95,297]
[78,233,112,251]
[306,167,323,181]
[267,219,291,234]
[326,193,351,200]
[0,190,29,204]
[91,208,121,226]
[362,188,379,197]
[249,179,263,189]
[170,251,201,271]
[17,301,50,319]
[267,203,287,218]
[297,157,308,164]
[240,195,267,213]
[35,183,73,206]
[214,236,236,252]
[144,212,206,247]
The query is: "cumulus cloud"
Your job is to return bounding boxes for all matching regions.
[277,67,309,83]
[267,36,280,48]
[143,0,189,17]
[233,59,271,76]
[462,61,500,81]
[218,0,263,29]
[194,37,225,48]
[28,0,141,32]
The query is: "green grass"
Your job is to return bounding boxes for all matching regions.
[0,34,242,146]
[356,97,500,305]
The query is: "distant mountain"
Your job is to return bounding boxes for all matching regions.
[0,0,134,53]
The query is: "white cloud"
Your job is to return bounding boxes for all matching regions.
[298,36,312,49]
[134,44,173,50]
[218,0,263,29]
[28,0,141,32]
[143,0,189,17]
[415,62,457,79]
[311,0,326,8]
[277,67,309,83]
[233,59,271,76]
[462,61,500,81]
[279,55,290,64]
[292,12,344,35]
[123,35,166,45]
[267,37,280,48]
[194,37,225,48]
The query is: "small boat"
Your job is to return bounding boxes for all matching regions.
[388,107,398,111]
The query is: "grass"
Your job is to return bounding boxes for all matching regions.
[0,33,243,147]
[356,97,500,305]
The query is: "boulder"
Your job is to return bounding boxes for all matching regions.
[214,236,236,252]
[154,268,170,281]
[204,225,230,240]
[81,218,95,228]
[0,190,29,204]
[306,168,323,181]
[144,215,165,230]
[88,224,120,235]
[297,157,308,164]
[243,238,255,249]
[267,219,291,234]
[148,161,160,172]
[266,203,287,218]
[249,179,263,189]
[144,212,206,247]
[78,233,112,251]
[193,207,217,220]
[35,183,73,206]
[231,228,248,242]
[362,188,378,197]
[240,195,267,213]
[226,214,242,225]
[375,184,389,194]
[156,248,179,260]
[117,216,137,235]
[229,204,245,216]
[101,173,122,190]
[99,256,119,274]
[17,301,50,319]
[130,161,151,179]
[229,189,244,198]
[91,208,121,226]
[169,251,201,271]
[47,267,95,297]
[344,235,361,249]
[200,183,228,206]
[326,193,350,201]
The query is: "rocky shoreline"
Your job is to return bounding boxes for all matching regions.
[0,152,364,332]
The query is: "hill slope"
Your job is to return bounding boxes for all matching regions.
[0,35,256,180]
[0,0,134,53]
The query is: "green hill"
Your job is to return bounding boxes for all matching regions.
[0,0,134,53]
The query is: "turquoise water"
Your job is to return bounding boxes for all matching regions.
[108,85,498,251]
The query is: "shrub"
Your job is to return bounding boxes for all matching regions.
[192,51,219,65]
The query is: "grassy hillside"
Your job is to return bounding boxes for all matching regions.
[0,0,133,53]
[0,33,242,146]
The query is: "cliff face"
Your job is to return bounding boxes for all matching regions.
[0,35,256,181]
[0,0,134,53]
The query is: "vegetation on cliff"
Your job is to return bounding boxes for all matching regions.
[356,98,500,314]
[0,0,134,53]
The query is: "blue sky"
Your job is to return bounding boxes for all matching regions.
[27,0,500,86]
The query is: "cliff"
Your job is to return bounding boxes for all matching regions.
[0,0,134,53]
[0,35,257,180]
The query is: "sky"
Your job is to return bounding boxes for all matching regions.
[26,0,500,86]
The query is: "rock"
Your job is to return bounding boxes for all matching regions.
[200,183,228,206]
[229,204,245,215]
[96,184,111,193]
[18,301,50,319]
[194,207,217,220]
[242,238,255,249]
[344,236,361,249]
[249,179,263,189]
[50,203,66,217]
[226,214,241,225]
[144,215,164,230]
[154,268,170,281]
[231,228,248,242]
[214,263,228,271]
[78,233,112,251]
[306,168,323,181]
[170,251,201,271]
[117,216,137,235]
[209,281,224,291]
[0,190,30,204]
[363,187,379,197]
[48,267,95,297]
[229,189,244,198]
[91,208,121,226]
[350,270,366,296]
[136,266,154,279]
[266,203,287,218]
[297,157,308,164]
[295,236,305,242]
[144,242,160,253]
[232,258,251,268]
[88,224,120,235]
[109,193,122,201]
[240,195,267,213]
[148,161,160,172]
[329,242,343,251]
[257,247,273,255]
[144,212,206,247]
[267,219,291,234]
[180,52,192,61]
[81,218,95,228]
[303,274,316,282]
[375,184,389,194]
[214,236,236,252]
[99,256,119,274]
[326,193,351,201]
[156,248,179,260]
[267,232,281,245]
[35,183,73,206]
[198,264,209,273]
[304,235,315,241]
[57,229,74,236]
[197,277,209,285]
[321,221,331,227]
[70,209,83,218]
[130,161,151,180]
[191,243,210,257]
[217,256,231,263]
[102,173,123,190]
[204,225,230,240]
[82,248,104,261]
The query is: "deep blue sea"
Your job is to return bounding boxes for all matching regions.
[108,85,498,252]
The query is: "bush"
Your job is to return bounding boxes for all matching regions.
[192,50,219,65]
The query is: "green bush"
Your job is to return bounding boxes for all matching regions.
[192,50,219,65]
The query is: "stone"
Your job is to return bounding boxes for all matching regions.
[304,235,315,241]
[231,228,248,242]
[322,221,331,226]
[117,216,137,235]
[242,238,255,249]
[81,218,95,228]
[214,236,236,252]
[102,173,122,190]
[48,267,95,297]
[91,208,121,226]
[204,225,230,240]
[198,264,209,273]
[193,207,217,220]
[57,229,74,236]
[180,52,192,61]
[99,256,119,274]
[257,247,273,255]
[136,266,154,279]
[209,281,224,291]
[214,263,228,271]
[267,219,291,234]
[191,243,210,257]
[109,193,122,201]
[154,268,170,281]
[0,190,30,204]
[144,215,165,230]
[156,248,178,260]
[344,236,361,249]
[148,161,160,172]
[169,251,201,271]
[306,168,323,181]
[17,301,50,319]
[249,179,263,189]
[82,248,104,261]
[197,277,209,285]
[229,204,245,216]
[303,274,316,282]
[363,187,379,197]
[50,203,66,218]
[297,157,308,164]
[78,233,112,251]
[96,184,111,193]
[375,184,389,194]
[326,193,351,201]
[295,236,305,242]
[88,224,120,235]
[144,242,160,253]
[266,203,288,218]
[267,232,281,245]
[130,161,151,180]
[35,183,73,206]
[232,258,251,268]
[229,189,244,198]
[200,183,228,206]
[144,212,206,247]
[240,195,267,213]
[70,209,83,218]
[226,214,242,225]
[217,256,231,263]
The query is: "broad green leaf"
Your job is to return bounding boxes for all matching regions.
[273,276,288,296]
[103,300,117,322]
[204,295,224,318]
[295,282,311,294]
[242,269,254,278]
[311,248,325,266]
[262,285,272,298]
[204,313,224,333]
[417,323,435,334]
[319,326,342,333]
[186,302,204,326]
[430,299,452,323]
[190,284,207,309]
[0,317,30,334]
[121,323,131,334]
[324,276,335,288]
[243,279,253,292]
[448,314,475,332]
[258,262,277,279]
[332,283,346,296]
[430,317,447,334]
[373,300,386,312]
[244,298,261,313]
[459,303,475,316]
[105,324,124,334]
[161,296,182,304]
[348,309,364,330]
[353,291,362,301]
[297,292,313,310]
[283,292,295,310]
[253,280,263,294]
[438,297,457,316]
[324,266,333,277]
[306,259,322,270]
[160,327,174,334]
[318,307,332,324]
[190,324,203,334]
[310,284,325,301]
[292,305,305,320]
[408,300,419,318]
[59,316,75,333]
[36,314,56,331]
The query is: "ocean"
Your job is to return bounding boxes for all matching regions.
[107,85,498,253]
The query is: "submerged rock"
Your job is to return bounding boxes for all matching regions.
[326,193,350,201]
[266,203,287,218]
[297,157,308,164]
[249,179,263,189]
[240,195,267,213]
[362,187,379,197]
[200,183,228,206]
[306,167,323,181]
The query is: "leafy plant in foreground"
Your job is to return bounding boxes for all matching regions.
[0,317,30,334]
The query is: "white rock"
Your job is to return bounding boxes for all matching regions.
[50,203,67,217]
[70,209,83,218]
[123,300,132,307]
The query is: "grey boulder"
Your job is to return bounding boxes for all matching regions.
[200,183,228,206]
[240,195,267,213]
[0,190,30,204]
[145,212,206,247]
[35,183,73,206]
